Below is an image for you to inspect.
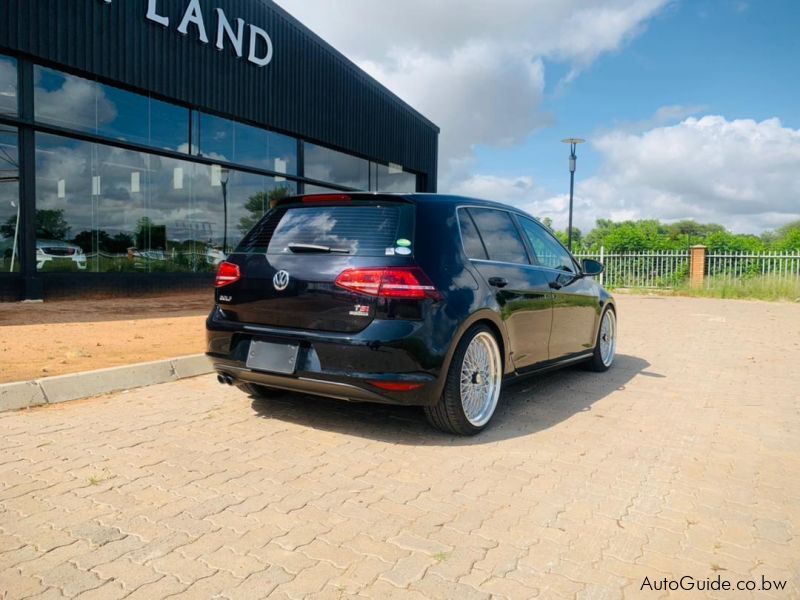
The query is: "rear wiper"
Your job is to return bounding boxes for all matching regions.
[287,243,350,254]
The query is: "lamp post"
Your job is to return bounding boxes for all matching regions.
[220,167,230,254]
[560,138,585,252]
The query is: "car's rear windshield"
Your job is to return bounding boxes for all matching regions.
[237,202,415,257]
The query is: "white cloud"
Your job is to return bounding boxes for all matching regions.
[451,174,538,203]
[275,0,669,181]
[523,115,800,233]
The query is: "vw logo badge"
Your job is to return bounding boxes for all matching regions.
[273,270,290,291]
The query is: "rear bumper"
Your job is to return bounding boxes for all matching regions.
[206,307,444,406]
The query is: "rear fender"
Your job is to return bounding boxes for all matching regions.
[428,309,510,404]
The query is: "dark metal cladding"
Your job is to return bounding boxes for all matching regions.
[0,0,439,188]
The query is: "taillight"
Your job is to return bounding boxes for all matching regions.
[215,261,240,287]
[335,267,441,300]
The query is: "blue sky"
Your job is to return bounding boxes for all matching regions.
[279,0,800,233]
[476,0,800,192]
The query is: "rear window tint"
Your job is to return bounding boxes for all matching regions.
[468,208,530,265]
[237,203,413,256]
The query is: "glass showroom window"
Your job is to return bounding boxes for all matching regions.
[193,112,297,176]
[33,66,189,151]
[35,132,296,273]
[0,125,20,272]
[304,143,369,190]
[35,134,94,273]
[304,183,346,195]
[0,54,17,116]
[195,165,297,258]
[373,162,417,192]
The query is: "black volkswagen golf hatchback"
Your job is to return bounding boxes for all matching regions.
[207,193,616,435]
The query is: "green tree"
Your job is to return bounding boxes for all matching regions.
[773,220,800,251]
[238,186,292,234]
[21,209,71,240]
[584,219,672,252]
[704,231,765,253]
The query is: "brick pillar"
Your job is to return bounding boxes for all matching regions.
[690,245,707,289]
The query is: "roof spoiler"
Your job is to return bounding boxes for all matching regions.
[272,193,414,209]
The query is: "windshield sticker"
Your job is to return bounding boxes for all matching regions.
[395,247,412,256]
[396,238,412,247]
[385,247,396,256]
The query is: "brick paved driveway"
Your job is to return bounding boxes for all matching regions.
[1,295,799,599]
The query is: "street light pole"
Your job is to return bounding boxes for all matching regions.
[220,168,230,254]
[561,138,585,252]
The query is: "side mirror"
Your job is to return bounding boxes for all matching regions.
[581,258,604,277]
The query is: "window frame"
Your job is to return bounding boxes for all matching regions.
[455,205,532,266]
[514,214,580,274]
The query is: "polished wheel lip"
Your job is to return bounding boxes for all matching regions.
[459,331,502,427]
[599,310,617,367]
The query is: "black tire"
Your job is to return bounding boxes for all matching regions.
[585,306,617,372]
[425,324,502,436]
[237,383,285,399]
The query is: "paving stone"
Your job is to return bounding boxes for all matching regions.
[1,296,798,600]
[200,545,266,579]
[226,565,294,599]
[149,550,217,585]
[38,561,108,597]
[0,566,48,599]
[91,557,163,591]
[273,561,343,598]
[379,552,435,588]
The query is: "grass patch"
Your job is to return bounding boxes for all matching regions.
[673,276,800,302]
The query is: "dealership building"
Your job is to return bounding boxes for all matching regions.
[0,0,438,300]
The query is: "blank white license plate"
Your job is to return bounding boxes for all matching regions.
[246,340,299,374]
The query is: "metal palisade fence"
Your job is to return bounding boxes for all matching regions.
[573,248,800,288]
[705,251,800,283]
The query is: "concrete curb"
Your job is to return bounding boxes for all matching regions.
[0,354,213,413]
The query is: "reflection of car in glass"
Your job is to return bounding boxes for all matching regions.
[206,246,227,266]
[207,193,617,435]
[36,239,86,270]
[127,247,168,263]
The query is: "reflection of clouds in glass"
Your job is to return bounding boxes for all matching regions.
[0,128,18,252]
[274,212,358,254]
[196,113,298,175]
[376,164,416,192]
[305,144,369,189]
[0,57,17,115]
[34,67,189,153]
[34,133,295,264]
[34,67,117,131]
[471,209,529,264]
[272,212,358,254]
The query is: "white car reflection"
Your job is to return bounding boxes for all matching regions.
[36,239,87,270]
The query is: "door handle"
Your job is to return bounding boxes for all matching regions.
[549,280,562,290]
[488,277,508,288]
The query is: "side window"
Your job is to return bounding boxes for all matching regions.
[518,217,575,272]
[457,208,488,260]
[469,208,530,265]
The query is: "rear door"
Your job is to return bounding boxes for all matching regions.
[220,198,415,333]
[516,216,599,358]
[459,207,552,369]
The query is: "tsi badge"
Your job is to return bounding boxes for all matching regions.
[273,270,290,291]
[349,304,370,318]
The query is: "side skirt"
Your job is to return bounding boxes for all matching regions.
[503,352,594,384]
